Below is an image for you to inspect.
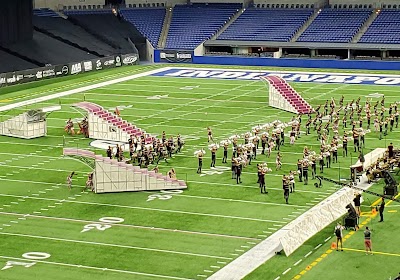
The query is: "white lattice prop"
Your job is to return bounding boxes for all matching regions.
[63,148,187,194]
[279,187,354,256]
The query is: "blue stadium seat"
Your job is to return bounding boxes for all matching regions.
[119,8,166,47]
[218,8,314,42]
[165,4,242,50]
[297,9,372,43]
[359,10,400,44]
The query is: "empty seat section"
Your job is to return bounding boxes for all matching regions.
[33,16,119,56]
[119,8,166,47]
[359,10,400,44]
[0,50,37,73]
[165,4,241,50]
[219,8,313,42]
[298,9,372,43]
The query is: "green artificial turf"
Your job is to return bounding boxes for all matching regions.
[0,64,399,280]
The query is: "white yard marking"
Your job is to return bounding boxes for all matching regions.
[0,255,193,280]
[293,259,302,266]
[0,211,258,241]
[282,268,291,275]
[304,251,313,258]
[0,232,232,260]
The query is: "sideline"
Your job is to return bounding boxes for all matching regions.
[0,67,172,112]
[0,255,194,280]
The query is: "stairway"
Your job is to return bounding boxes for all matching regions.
[263,76,313,114]
[63,148,187,193]
[73,102,155,144]
[210,7,245,40]
[291,9,320,42]
[351,10,379,43]
[158,7,173,49]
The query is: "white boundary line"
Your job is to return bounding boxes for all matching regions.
[0,67,172,112]
[0,232,232,260]
[0,255,195,280]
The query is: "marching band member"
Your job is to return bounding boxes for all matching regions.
[302,160,309,185]
[196,150,204,174]
[222,141,229,163]
[297,159,303,182]
[331,143,338,163]
[283,175,290,204]
[395,109,399,128]
[289,171,296,192]
[231,157,237,179]
[267,139,274,158]
[65,118,75,135]
[276,152,282,170]
[318,152,325,173]
[106,146,113,159]
[353,129,360,152]
[374,117,379,133]
[207,127,214,143]
[236,159,242,184]
[290,129,296,145]
[86,172,94,192]
[379,119,384,140]
[324,148,331,168]
[209,144,218,168]
[167,168,177,180]
[161,131,166,143]
[261,133,268,155]
[177,134,184,152]
[311,157,317,179]
[67,171,75,190]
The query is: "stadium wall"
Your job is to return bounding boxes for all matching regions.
[192,55,400,71]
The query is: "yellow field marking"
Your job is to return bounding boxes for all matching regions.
[0,99,11,103]
[292,193,400,280]
[343,248,400,257]
[388,210,397,213]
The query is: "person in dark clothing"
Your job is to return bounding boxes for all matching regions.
[236,165,242,184]
[379,197,385,222]
[282,175,290,204]
[106,146,113,159]
[388,142,394,158]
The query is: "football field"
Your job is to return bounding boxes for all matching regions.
[0,65,399,280]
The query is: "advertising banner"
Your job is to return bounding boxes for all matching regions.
[158,50,193,63]
[121,54,139,65]
[0,53,138,88]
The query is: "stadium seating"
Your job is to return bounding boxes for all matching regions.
[0,49,38,73]
[219,8,313,42]
[2,31,97,66]
[165,4,242,49]
[33,8,60,17]
[119,8,166,47]
[64,9,112,15]
[298,9,372,43]
[33,16,119,56]
[66,14,146,58]
[359,10,400,44]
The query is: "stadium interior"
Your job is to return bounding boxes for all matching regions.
[1,1,400,280]
[0,0,399,73]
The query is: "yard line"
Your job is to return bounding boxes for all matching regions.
[0,67,170,112]
[143,191,308,209]
[0,211,260,241]
[0,232,232,260]
[186,180,327,196]
[0,191,285,223]
[0,255,195,280]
